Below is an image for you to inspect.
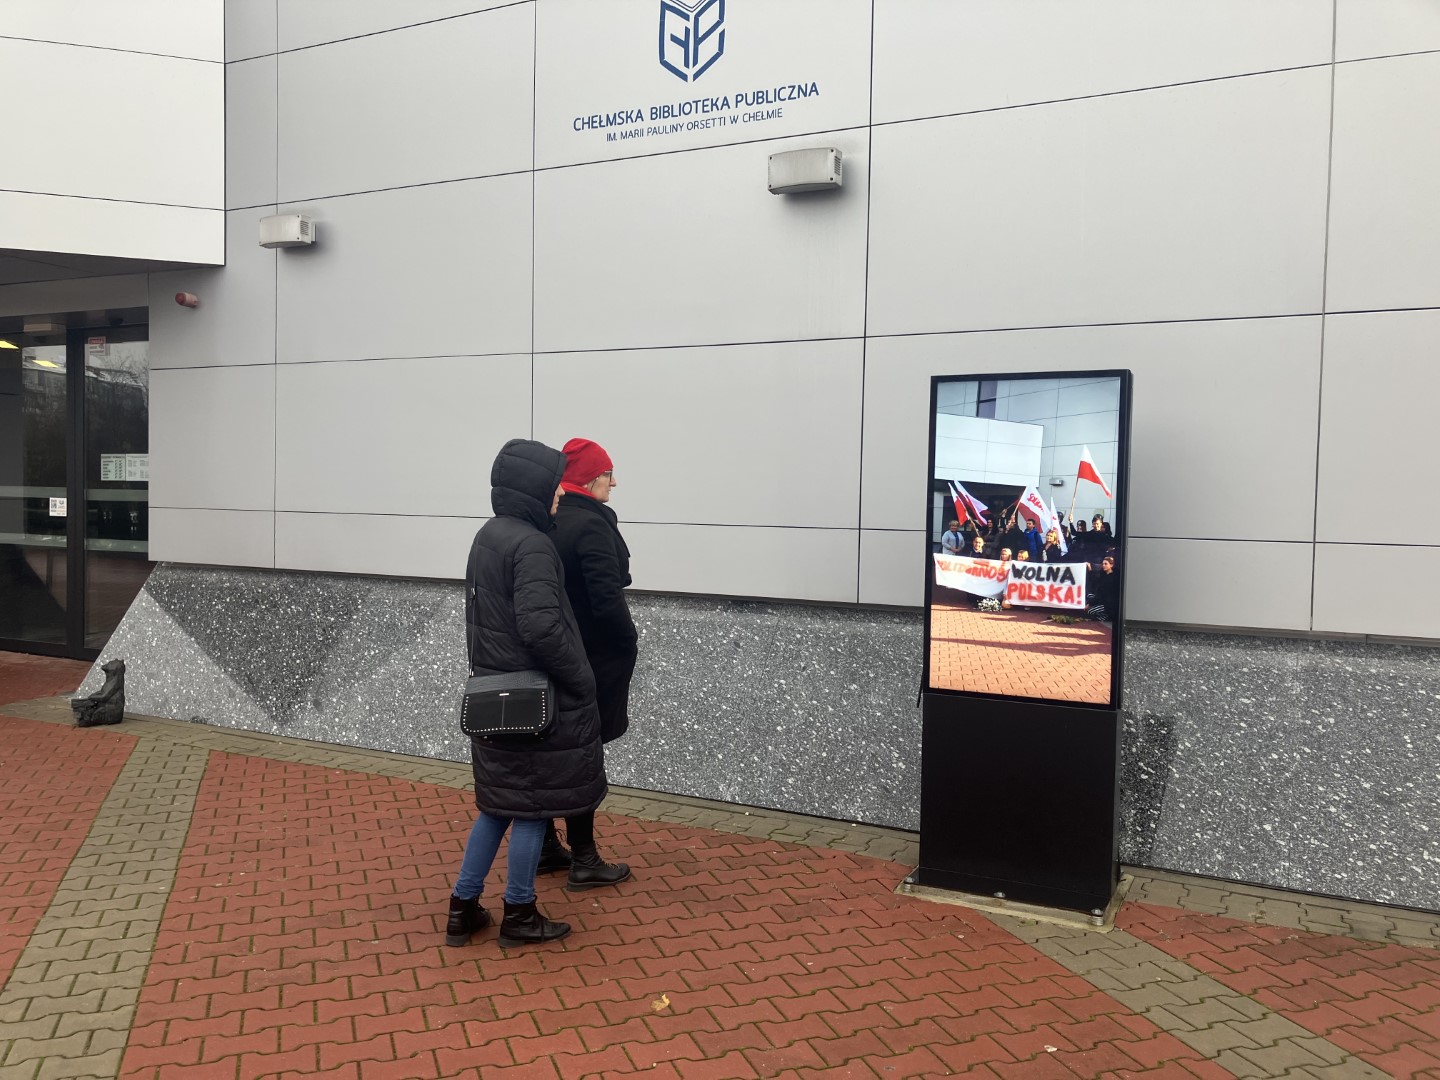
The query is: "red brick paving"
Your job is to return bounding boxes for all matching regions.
[1122,903,1440,1079]
[0,651,128,983]
[5,650,1438,1078]
[929,599,1112,704]
[118,751,1224,1080]
[0,714,134,986]
[0,649,91,706]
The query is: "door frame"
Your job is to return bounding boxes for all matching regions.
[0,324,149,661]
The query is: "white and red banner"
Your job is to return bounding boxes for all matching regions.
[1003,561,1088,610]
[1077,445,1113,498]
[932,555,1009,598]
[933,554,1088,611]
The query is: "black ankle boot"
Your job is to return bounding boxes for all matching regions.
[566,845,632,892]
[498,900,571,948]
[444,895,492,947]
[537,820,572,875]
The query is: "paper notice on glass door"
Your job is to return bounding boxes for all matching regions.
[124,454,149,482]
[100,454,125,481]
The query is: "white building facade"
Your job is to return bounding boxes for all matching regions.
[3,0,1438,910]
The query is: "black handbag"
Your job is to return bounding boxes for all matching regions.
[459,670,555,740]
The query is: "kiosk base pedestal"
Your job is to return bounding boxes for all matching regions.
[899,869,1132,931]
[917,693,1120,916]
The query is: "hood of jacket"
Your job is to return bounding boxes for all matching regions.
[490,439,565,531]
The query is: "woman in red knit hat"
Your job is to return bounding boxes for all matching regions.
[539,437,636,889]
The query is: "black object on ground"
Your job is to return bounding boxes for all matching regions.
[71,659,126,728]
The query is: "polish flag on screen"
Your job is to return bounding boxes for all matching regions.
[1076,445,1113,499]
[948,480,989,525]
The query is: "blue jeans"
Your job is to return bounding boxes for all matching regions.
[454,813,545,904]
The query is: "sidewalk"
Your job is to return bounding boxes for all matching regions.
[1,651,1438,1080]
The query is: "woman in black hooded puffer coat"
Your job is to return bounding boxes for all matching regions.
[445,439,607,949]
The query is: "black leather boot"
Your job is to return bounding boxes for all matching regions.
[566,845,632,891]
[536,820,572,875]
[497,900,571,948]
[444,894,492,947]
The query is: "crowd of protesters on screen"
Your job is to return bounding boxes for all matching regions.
[941,509,1121,622]
[944,510,1115,564]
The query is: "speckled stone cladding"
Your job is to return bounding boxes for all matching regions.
[81,563,1440,911]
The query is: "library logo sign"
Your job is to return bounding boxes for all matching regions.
[659,0,725,82]
[568,0,822,148]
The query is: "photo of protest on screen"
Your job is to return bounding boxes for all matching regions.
[924,374,1127,708]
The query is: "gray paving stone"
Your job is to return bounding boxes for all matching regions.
[52,1009,131,1039]
[1107,960,1190,990]
[1184,1025,1263,1058]
[1,1031,91,1067]
[1231,1039,1335,1075]
[1290,1037,1351,1067]
[0,739,207,1080]
[1223,995,1276,1022]
[98,988,140,1012]
[1107,983,1193,1012]
[1001,924,1377,1079]
[1212,1048,1271,1078]
[1229,1014,1323,1048]
[1170,997,1263,1028]
[34,1049,124,1080]
[0,1016,59,1044]
[1164,976,1237,1006]
[9,977,77,1004]
[79,1028,128,1054]
[1295,1060,1390,1080]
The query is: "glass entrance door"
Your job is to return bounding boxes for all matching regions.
[81,329,151,649]
[0,334,69,646]
[0,324,152,658]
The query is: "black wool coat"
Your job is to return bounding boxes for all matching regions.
[464,440,607,819]
[552,492,638,744]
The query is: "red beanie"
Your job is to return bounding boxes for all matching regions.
[561,438,613,487]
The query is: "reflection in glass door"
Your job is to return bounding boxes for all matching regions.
[0,323,152,658]
[0,336,70,645]
[83,331,151,649]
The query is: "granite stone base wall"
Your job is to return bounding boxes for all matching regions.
[82,564,1440,911]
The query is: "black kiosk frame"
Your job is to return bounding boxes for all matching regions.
[917,369,1133,916]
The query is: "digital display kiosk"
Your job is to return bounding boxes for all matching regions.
[917,370,1133,915]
